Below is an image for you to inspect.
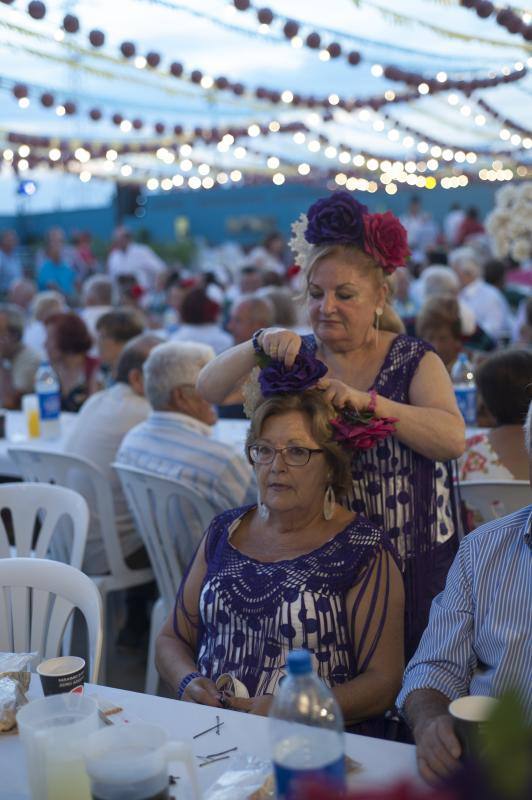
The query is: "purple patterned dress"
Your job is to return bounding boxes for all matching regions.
[175,505,396,733]
[302,333,460,658]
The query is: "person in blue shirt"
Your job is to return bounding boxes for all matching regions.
[397,399,532,784]
[37,228,77,300]
[0,229,22,298]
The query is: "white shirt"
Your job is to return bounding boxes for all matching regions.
[23,320,47,359]
[80,305,112,356]
[117,410,256,568]
[170,323,233,355]
[107,244,165,289]
[63,382,151,574]
[459,279,514,341]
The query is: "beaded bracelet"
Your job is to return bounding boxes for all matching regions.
[177,671,202,700]
[251,328,265,354]
[368,388,378,414]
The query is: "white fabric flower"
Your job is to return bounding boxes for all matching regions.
[289,213,314,268]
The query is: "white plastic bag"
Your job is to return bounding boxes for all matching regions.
[0,651,36,731]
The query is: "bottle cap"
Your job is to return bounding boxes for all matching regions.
[287,649,312,676]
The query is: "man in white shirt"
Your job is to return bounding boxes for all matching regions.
[63,332,163,574]
[449,246,513,342]
[107,227,166,290]
[117,341,256,568]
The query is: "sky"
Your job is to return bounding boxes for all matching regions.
[0,0,531,213]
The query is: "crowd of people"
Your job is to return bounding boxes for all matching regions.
[0,191,530,784]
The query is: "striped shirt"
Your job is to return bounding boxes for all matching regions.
[397,505,532,720]
[116,411,256,566]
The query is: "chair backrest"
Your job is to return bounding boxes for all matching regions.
[113,463,216,609]
[0,482,89,568]
[8,447,133,578]
[0,557,103,683]
[460,480,531,528]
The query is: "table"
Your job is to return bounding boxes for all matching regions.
[1,679,418,800]
[0,412,250,478]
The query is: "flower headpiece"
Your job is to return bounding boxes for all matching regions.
[243,349,397,453]
[289,190,410,274]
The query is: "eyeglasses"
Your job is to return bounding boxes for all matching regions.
[248,444,323,467]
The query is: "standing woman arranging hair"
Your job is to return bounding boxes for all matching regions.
[198,192,465,658]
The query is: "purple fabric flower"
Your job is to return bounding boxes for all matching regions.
[304,190,368,245]
[258,351,328,396]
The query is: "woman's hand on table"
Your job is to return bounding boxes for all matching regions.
[259,329,302,368]
[225,694,273,716]
[317,378,372,413]
[182,676,223,707]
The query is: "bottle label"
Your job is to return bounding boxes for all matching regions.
[454,386,477,426]
[38,391,61,421]
[274,756,345,800]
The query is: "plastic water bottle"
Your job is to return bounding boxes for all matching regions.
[35,361,61,439]
[269,649,345,800]
[451,352,477,426]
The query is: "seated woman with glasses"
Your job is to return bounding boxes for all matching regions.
[156,376,404,735]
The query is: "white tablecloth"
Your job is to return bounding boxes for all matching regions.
[1,678,418,799]
[0,413,250,478]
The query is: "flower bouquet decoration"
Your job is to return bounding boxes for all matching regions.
[485,182,532,265]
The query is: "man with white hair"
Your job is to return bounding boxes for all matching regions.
[397,399,532,784]
[449,246,513,341]
[116,341,256,564]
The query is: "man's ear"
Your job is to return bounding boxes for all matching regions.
[128,367,144,395]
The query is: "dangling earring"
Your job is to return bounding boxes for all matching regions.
[257,490,269,520]
[374,307,383,347]
[323,485,335,521]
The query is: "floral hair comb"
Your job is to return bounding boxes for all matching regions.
[244,349,397,451]
[289,190,410,274]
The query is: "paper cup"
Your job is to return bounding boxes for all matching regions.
[37,656,86,696]
[449,695,498,758]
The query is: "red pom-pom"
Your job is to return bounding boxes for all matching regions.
[283,20,299,38]
[170,61,183,77]
[257,7,273,25]
[327,42,342,58]
[63,101,76,115]
[146,51,160,68]
[173,124,183,135]
[62,14,79,33]
[132,118,143,130]
[120,41,136,58]
[475,1,494,18]
[88,29,104,47]
[89,107,102,121]
[13,83,28,99]
[504,12,523,33]
[40,92,54,107]
[232,82,245,95]
[306,32,321,49]
[28,2,46,20]
[112,113,123,125]
[348,50,361,66]
[154,122,165,134]
[233,0,250,10]
[190,70,203,83]
[215,76,229,89]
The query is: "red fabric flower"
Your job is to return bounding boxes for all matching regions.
[362,211,410,274]
[330,414,398,452]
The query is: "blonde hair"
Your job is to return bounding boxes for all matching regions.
[303,242,403,334]
[246,390,352,497]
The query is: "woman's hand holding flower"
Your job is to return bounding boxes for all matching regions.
[259,328,302,368]
[317,377,372,413]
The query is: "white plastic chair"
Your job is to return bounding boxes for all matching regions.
[114,463,216,695]
[0,482,89,568]
[8,448,154,682]
[0,557,103,683]
[460,480,531,529]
